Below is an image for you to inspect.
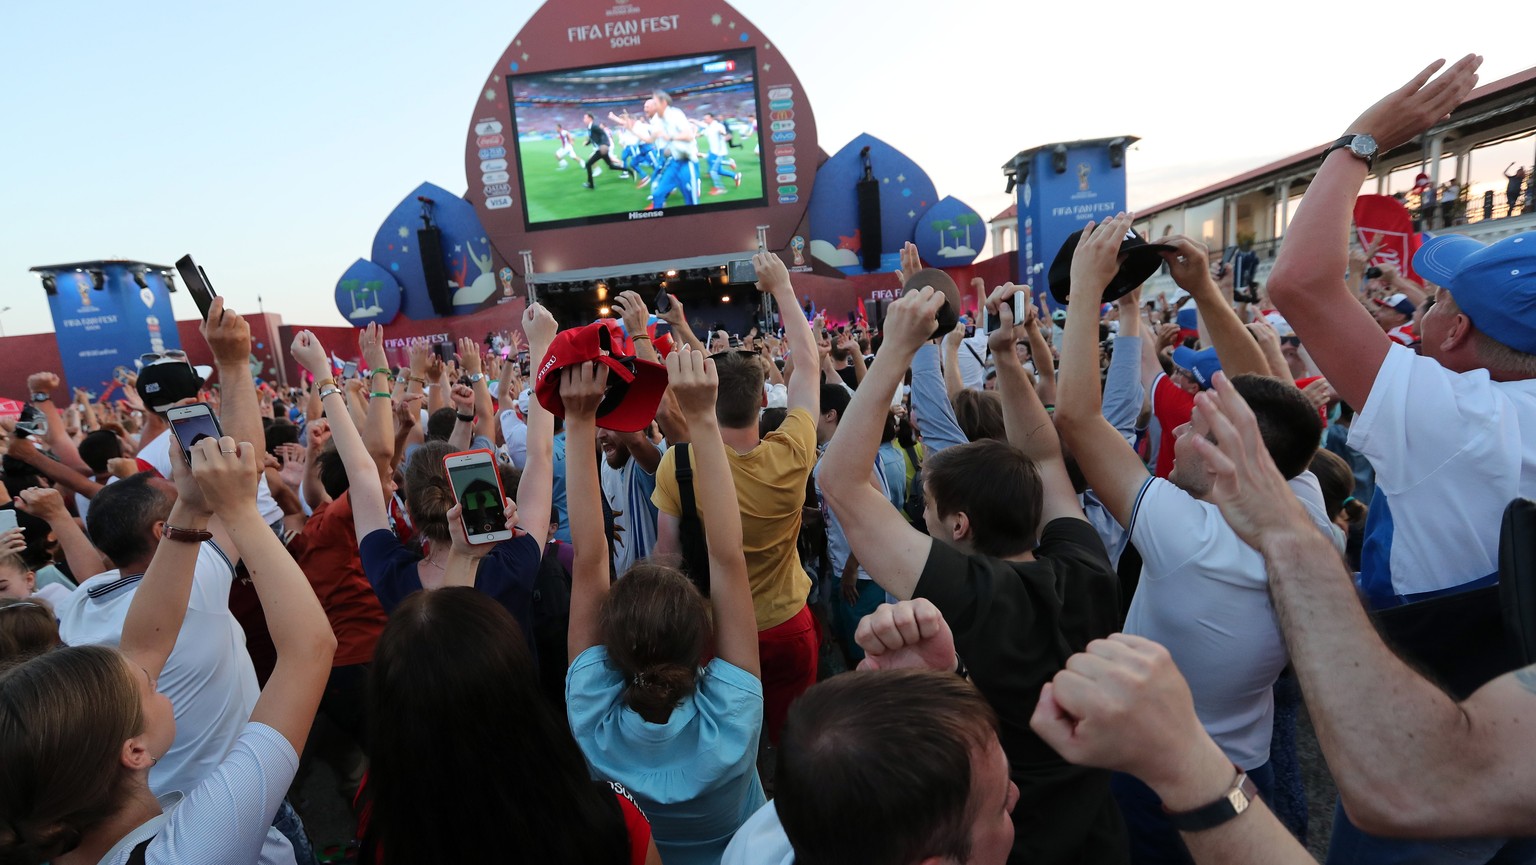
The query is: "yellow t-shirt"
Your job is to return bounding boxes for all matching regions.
[653,407,817,630]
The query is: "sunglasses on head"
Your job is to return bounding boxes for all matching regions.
[138,350,189,368]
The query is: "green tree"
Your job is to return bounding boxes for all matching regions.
[931,218,953,248]
[955,212,981,250]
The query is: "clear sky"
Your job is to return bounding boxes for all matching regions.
[2,0,1524,336]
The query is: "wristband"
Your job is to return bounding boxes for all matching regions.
[368,367,392,379]
[630,334,652,341]
[318,386,342,400]
[455,411,475,423]
[162,524,212,544]
[370,391,392,399]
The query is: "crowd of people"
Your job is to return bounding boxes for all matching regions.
[3,53,1536,865]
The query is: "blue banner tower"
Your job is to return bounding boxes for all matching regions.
[30,260,183,395]
[1003,137,1136,305]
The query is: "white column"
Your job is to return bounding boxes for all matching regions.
[1278,180,1292,237]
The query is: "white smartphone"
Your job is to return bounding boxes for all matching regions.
[167,403,224,463]
[0,508,18,536]
[342,360,359,380]
[443,449,512,544]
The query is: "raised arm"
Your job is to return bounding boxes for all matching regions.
[989,284,1083,526]
[1159,238,1269,380]
[16,487,108,580]
[458,337,498,442]
[292,331,391,540]
[117,439,210,679]
[656,293,706,354]
[1244,319,1291,379]
[670,347,759,676]
[1188,370,1536,836]
[820,289,943,601]
[358,324,398,485]
[1053,214,1153,527]
[757,252,819,417]
[196,436,336,754]
[201,298,264,456]
[1267,56,1481,410]
[562,362,610,661]
[1101,292,1144,440]
[517,305,558,551]
[613,290,661,364]
[1025,304,1057,407]
[942,328,966,401]
[27,372,90,473]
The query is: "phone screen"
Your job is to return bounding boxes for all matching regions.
[169,406,223,462]
[447,457,508,541]
[727,258,758,284]
[342,361,359,380]
[175,255,218,321]
[654,288,672,314]
[0,508,17,535]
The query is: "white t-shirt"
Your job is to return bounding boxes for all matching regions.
[57,542,261,797]
[703,120,730,156]
[1124,472,1331,770]
[97,723,300,865]
[651,106,698,162]
[954,333,992,391]
[814,454,888,582]
[498,409,529,470]
[1349,343,1536,602]
[139,429,284,526]
[600,443,662,577]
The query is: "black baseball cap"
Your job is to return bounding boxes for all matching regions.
[136,362,207,413]
[1048,226,1176,305]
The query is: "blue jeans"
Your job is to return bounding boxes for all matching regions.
[1112,761,1275,865]
[274,798,318,865]
[832,579,886,664]
[1326,800,1536,865]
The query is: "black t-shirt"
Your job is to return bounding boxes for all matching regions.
[915,517,1127,865]
[588,123,610,148]
[835,364,858,390]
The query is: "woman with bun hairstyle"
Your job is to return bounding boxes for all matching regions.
[564,346,765,865]
[0,436,335,865]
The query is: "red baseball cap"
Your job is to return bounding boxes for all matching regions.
[534,322,668,433]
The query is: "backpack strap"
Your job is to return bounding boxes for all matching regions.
[675,443,697,519]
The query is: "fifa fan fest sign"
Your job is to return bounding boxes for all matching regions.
[1007,137,1136,302]
[45,265,182,394]
[464,0,819,277]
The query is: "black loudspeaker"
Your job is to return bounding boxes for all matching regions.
[857,178,882,272]
[418,226,453,316]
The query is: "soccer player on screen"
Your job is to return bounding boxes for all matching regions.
[553,123,578,169]
[632,91,700,210]
[582,112,629,189]
[701,112,740,196]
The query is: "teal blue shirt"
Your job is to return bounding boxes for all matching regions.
[566,645,765,865]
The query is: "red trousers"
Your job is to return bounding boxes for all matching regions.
[757,603,819,745]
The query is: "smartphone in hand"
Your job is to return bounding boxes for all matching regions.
[174,255,219,321]
[167,403,224,463]
[443,449,512,544]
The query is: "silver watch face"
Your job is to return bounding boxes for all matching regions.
[1350,134,1378,159]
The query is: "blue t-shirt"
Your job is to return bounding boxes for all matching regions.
[566,646,765,865]
[359,529,541,648]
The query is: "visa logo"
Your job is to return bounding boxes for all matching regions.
[771,131,796,142]
[485,195,513,209]
[480,158,508,172]
[481,170,510,184]
[478,147,507,159]
[474,120,504,135]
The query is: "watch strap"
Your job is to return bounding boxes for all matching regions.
[455,411,476,423]
[30,392,52,403]
[162,524,212,544]
[1163,769,1258,832]
[1322,134,1375,169]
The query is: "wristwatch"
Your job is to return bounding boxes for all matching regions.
[1163,768,1259,832]
[1322,133,1378,169]
[318,386,343,401]
[30,392,52,403]
[467,373,485,383]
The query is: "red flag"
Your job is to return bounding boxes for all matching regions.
[856,297,868,324]
[1353,195,1423,284]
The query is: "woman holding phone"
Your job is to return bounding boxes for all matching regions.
[288,319,553,646]
[0,436,335,865]
[563,346,765,865]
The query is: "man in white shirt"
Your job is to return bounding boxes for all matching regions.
[498,388,532,470]
[1055,215,1330,861]
[636,90,700,210]
[700,112,741,195]
[597,426,663,577]
[56,474,297,865]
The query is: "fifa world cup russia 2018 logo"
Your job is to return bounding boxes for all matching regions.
[498,266,514,297]
[1078,163,1091,192]
[790,235,806,267]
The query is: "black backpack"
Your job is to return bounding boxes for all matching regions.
[674,443,712,597]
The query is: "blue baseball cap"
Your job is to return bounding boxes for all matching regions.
[1176,306,1198,334]
[1171,346,1222,390]
[1414,231,1536,354]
